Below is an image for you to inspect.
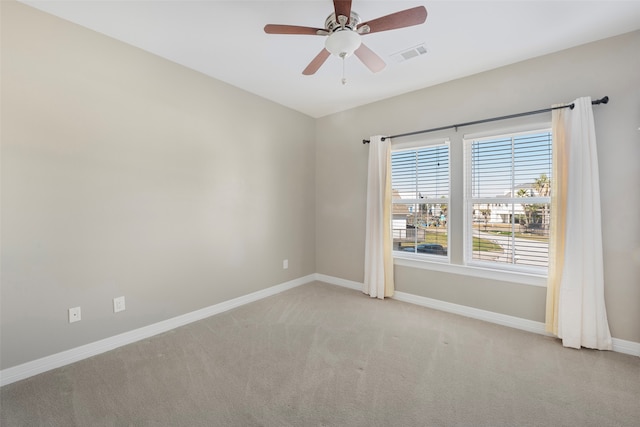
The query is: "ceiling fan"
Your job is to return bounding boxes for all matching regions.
[264,0,428,78]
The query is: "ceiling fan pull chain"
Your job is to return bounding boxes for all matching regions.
[341,55,347,85]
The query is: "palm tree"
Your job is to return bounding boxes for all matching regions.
[533,173,550,229]
[439,195,448,217]
[479,208,491,231]
[533,173,550,197]
[418,193,428,226]
[516,188,531,231]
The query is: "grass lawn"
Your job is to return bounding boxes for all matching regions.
[398,232,502,252]
[472,237,502,252]
[487,230,549,242]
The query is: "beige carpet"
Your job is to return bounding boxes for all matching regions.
[2,281,639,426]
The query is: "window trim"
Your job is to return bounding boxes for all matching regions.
[389,124,553,286]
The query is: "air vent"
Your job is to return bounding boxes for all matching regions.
[391,43,428,63]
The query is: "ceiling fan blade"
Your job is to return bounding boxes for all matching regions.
[302,49,331,75]
[359,6,427,34]
[354,43,386,73]
[333,0,352,23]
[264,24,326,35]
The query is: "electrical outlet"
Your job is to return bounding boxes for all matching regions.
[68,306,81,323]
[113,296,125,313]
[283,259,288,269]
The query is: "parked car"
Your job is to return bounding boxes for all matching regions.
[402,244,447,255]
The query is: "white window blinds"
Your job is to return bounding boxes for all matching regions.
[392,142,450,257]
[466,131,551,270]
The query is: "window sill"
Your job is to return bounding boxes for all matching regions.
[393,255,547,287]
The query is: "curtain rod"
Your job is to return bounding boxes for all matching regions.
[362,96,609,144]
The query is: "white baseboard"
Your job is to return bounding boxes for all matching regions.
[314,273,362,291]
[316,274,640,358]
[2,273,637,387]
[0,274,316,387]
[392,290,550,336]
[611,337,640,357]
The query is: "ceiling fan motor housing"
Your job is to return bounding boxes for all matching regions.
[323,11,363,57]
[324,11,362,32]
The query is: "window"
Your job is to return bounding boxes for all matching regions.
[465,130,551,273]
[391,141,450,259]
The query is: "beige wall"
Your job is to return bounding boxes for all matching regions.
[1,2,316,369]
[316,31,640,343]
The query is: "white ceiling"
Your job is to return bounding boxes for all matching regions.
[19,0,640,118]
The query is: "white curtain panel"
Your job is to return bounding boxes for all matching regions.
[549,97,612,350]
[363,136,394,299]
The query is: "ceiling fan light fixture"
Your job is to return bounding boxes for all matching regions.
[325,29,361,58]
